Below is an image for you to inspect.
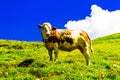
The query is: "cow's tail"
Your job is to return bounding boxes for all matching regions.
[89,39,94,55]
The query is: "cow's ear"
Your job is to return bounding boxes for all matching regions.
[52,27,57,30]
[37,24,43,28]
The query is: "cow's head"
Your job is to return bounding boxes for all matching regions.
[38,22,52,39]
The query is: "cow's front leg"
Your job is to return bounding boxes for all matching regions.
[48,49,53,61]
[54,43,59,61]
[54,49,58,61]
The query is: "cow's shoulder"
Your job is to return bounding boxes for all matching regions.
[50,27,61,40]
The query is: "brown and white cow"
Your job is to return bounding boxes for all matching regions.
[38,22,94,65]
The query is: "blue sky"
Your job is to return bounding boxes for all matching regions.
[0,0,120,41]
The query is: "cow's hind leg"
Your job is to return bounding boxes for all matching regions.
[84,47,90,65]
[78,46,90,65]
[48,49,53,61]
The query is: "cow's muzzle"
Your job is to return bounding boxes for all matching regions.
[46,34,50,38]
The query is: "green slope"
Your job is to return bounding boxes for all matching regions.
[93,33,120,43]
[0,33,120,80]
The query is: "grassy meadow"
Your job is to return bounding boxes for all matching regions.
[0,33,120,80]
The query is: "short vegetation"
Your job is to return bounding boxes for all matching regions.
[0,33,120,80]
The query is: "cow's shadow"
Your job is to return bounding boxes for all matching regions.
[17,59,34,67]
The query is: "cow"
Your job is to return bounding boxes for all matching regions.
[38,22,94,65]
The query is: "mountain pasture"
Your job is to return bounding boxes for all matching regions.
[0,33,120,80]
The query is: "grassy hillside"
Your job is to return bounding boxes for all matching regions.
[0,33,120,80]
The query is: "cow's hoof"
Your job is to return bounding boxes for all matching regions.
[54,59,58,61]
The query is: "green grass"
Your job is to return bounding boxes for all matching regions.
[0,33,120,80]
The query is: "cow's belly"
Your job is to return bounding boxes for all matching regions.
[58,42,77,51]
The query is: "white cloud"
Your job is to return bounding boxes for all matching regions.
[64,5,120,39]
